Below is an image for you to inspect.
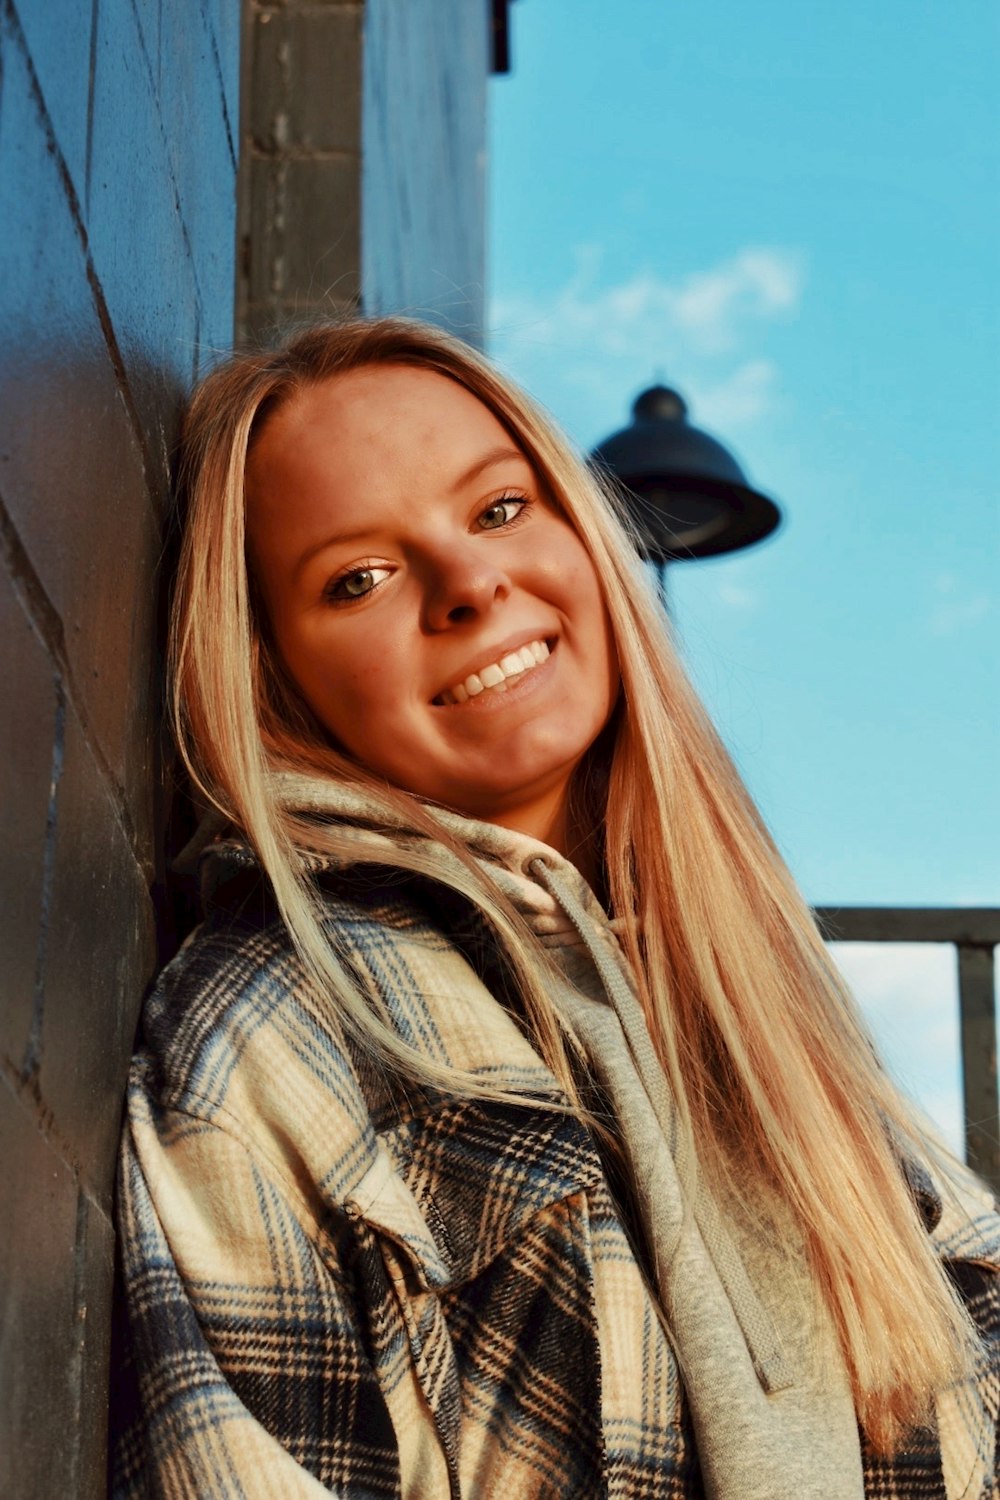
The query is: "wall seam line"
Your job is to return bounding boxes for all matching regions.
[23,679,65,1079]
[0,495,143,865]
[5,0,163,510]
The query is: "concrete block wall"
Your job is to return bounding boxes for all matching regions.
[239,0,488,346]
[239,0,363,340]
[0,1,239,1493]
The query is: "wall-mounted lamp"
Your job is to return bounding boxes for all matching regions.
[590,385,782,593]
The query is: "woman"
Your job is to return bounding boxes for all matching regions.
[112,317,1000,1499]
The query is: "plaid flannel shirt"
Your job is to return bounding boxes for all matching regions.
[111,853,1000,1498]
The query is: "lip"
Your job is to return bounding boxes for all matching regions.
[431,630,557,705]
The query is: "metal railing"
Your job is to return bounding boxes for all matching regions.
[814,908,1000,1194]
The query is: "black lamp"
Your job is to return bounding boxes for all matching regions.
[590,385,782,564]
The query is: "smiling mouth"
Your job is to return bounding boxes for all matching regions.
[433,638,552,706]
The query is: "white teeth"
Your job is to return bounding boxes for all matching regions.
[437,638,551,705]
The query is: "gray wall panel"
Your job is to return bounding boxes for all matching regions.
[362,0,487,345]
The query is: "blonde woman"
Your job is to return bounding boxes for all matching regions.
[112,318,1000,1499]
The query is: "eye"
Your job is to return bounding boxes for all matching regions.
[477,493,528,530]
[324,564,392,603]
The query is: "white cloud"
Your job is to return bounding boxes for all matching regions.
[927,574,991,637]
[493,245,803,362]
[830,941,964,1154]
[694,360,779,429]
[489,244,804,441]
[715,582,760,611]
[669,248,803,353]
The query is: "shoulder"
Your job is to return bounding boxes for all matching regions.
[926,1152,1000,1269]
[129,855,556,1208]
[144,852,463,1093]
[917,1153,1000,1500]
[130,866,429,1195]
[128,904,372,1212]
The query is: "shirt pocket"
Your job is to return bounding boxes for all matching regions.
[353,1097,604,1288]
[347,1099,608,1499]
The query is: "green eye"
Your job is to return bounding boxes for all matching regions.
[340,569,374,596]
[479,498,525,529]
[326,565,390,602]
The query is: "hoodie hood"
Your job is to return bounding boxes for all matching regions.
[186,771,600,946]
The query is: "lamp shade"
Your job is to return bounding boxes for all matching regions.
[590,385,782,562]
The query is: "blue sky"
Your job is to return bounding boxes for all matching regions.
[487,0,999,1149]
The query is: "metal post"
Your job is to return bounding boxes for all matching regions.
[957,942,1000,1194]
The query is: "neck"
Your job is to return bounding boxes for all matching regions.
[483,787,602,891]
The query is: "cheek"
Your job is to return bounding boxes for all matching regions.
[554,522,600,586]
[580,572,621,703]
[341,638,414,707]
[291,630,413,746]
[562,543,616,646]
[285,619,373,691]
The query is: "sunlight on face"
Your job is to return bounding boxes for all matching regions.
[245,364,619,851]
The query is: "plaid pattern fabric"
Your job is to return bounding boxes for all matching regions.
[927,1206,1000,1498]
[111,857,1000,1498]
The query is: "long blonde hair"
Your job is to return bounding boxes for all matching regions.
[172,315,976,1450]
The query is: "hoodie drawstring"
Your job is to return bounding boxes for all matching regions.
[529,856,792,1395]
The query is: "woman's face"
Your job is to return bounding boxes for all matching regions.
[245,364,620,848]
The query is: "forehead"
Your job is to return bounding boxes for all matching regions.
[247,363,519,505]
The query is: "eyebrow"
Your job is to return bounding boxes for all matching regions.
[291,524,376,582]
[447,445,529,493]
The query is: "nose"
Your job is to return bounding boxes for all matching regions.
[421,539,512,631]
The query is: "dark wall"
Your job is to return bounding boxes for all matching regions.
[0,1,238,1493]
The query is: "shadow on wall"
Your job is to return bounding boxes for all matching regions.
[0,3,237,1492]
[0,326,187,1498]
